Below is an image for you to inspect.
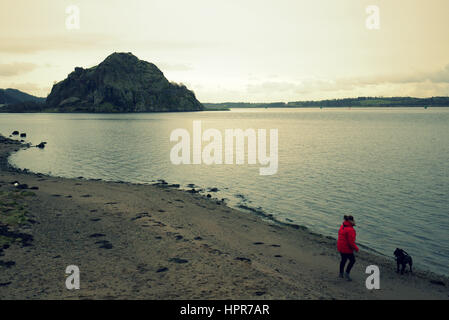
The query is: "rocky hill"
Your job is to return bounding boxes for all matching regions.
[45,52,203,112]
[0,89,45,106]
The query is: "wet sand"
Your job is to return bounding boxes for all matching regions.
[0,135,448,299]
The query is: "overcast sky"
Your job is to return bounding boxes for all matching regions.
[1,0,449,102]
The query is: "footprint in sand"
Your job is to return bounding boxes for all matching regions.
[235,257,251,263]
[95,240,113,249]
[169,258,189,264]
[89,233,106,238]
[131,212,151,221]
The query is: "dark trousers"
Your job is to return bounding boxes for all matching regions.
[340,253,356,274]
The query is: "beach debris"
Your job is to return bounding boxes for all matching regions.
[11,181,28,189]
[11,131,19,135]
[156,267,168,273]
[20,133,26,138]
[194,236,203,240]
[430,280,445,286]
[207,194,211,198]
[253,242,264,245]
[255,291,266,296]
[36,142,46,149]
[0,261,15,268]
[208,187,219,192]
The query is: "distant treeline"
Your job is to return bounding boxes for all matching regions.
[3,96,449,113]
[0,101,47,113]
[203,97,449,109]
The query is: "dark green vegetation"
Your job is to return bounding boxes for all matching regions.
[0,189,35,252]
[0,89,45,111]
[0,88,45,105]
[204,96,449,109]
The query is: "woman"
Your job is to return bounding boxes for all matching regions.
[337,215,359,281]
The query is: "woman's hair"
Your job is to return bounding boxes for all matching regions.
[344,215,354,221]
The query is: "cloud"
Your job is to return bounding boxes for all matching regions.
[0,34,116,54]
[246,63,449,98]
[338,64,449,87]
[156,62,192,72]
[0,62,37,76]
[0,33,214,54]
[428,64,449,83]
[246,79,339,96]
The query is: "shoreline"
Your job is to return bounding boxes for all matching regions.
[0,134,448,299]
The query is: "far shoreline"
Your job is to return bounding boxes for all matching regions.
[2,105,449,114]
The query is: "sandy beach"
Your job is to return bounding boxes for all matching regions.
[0,135,447,300]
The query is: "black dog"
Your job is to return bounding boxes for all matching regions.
[394,248,413,274]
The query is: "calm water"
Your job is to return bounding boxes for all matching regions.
[1,108,448,275]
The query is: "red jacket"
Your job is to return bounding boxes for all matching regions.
[337,221,359,253]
